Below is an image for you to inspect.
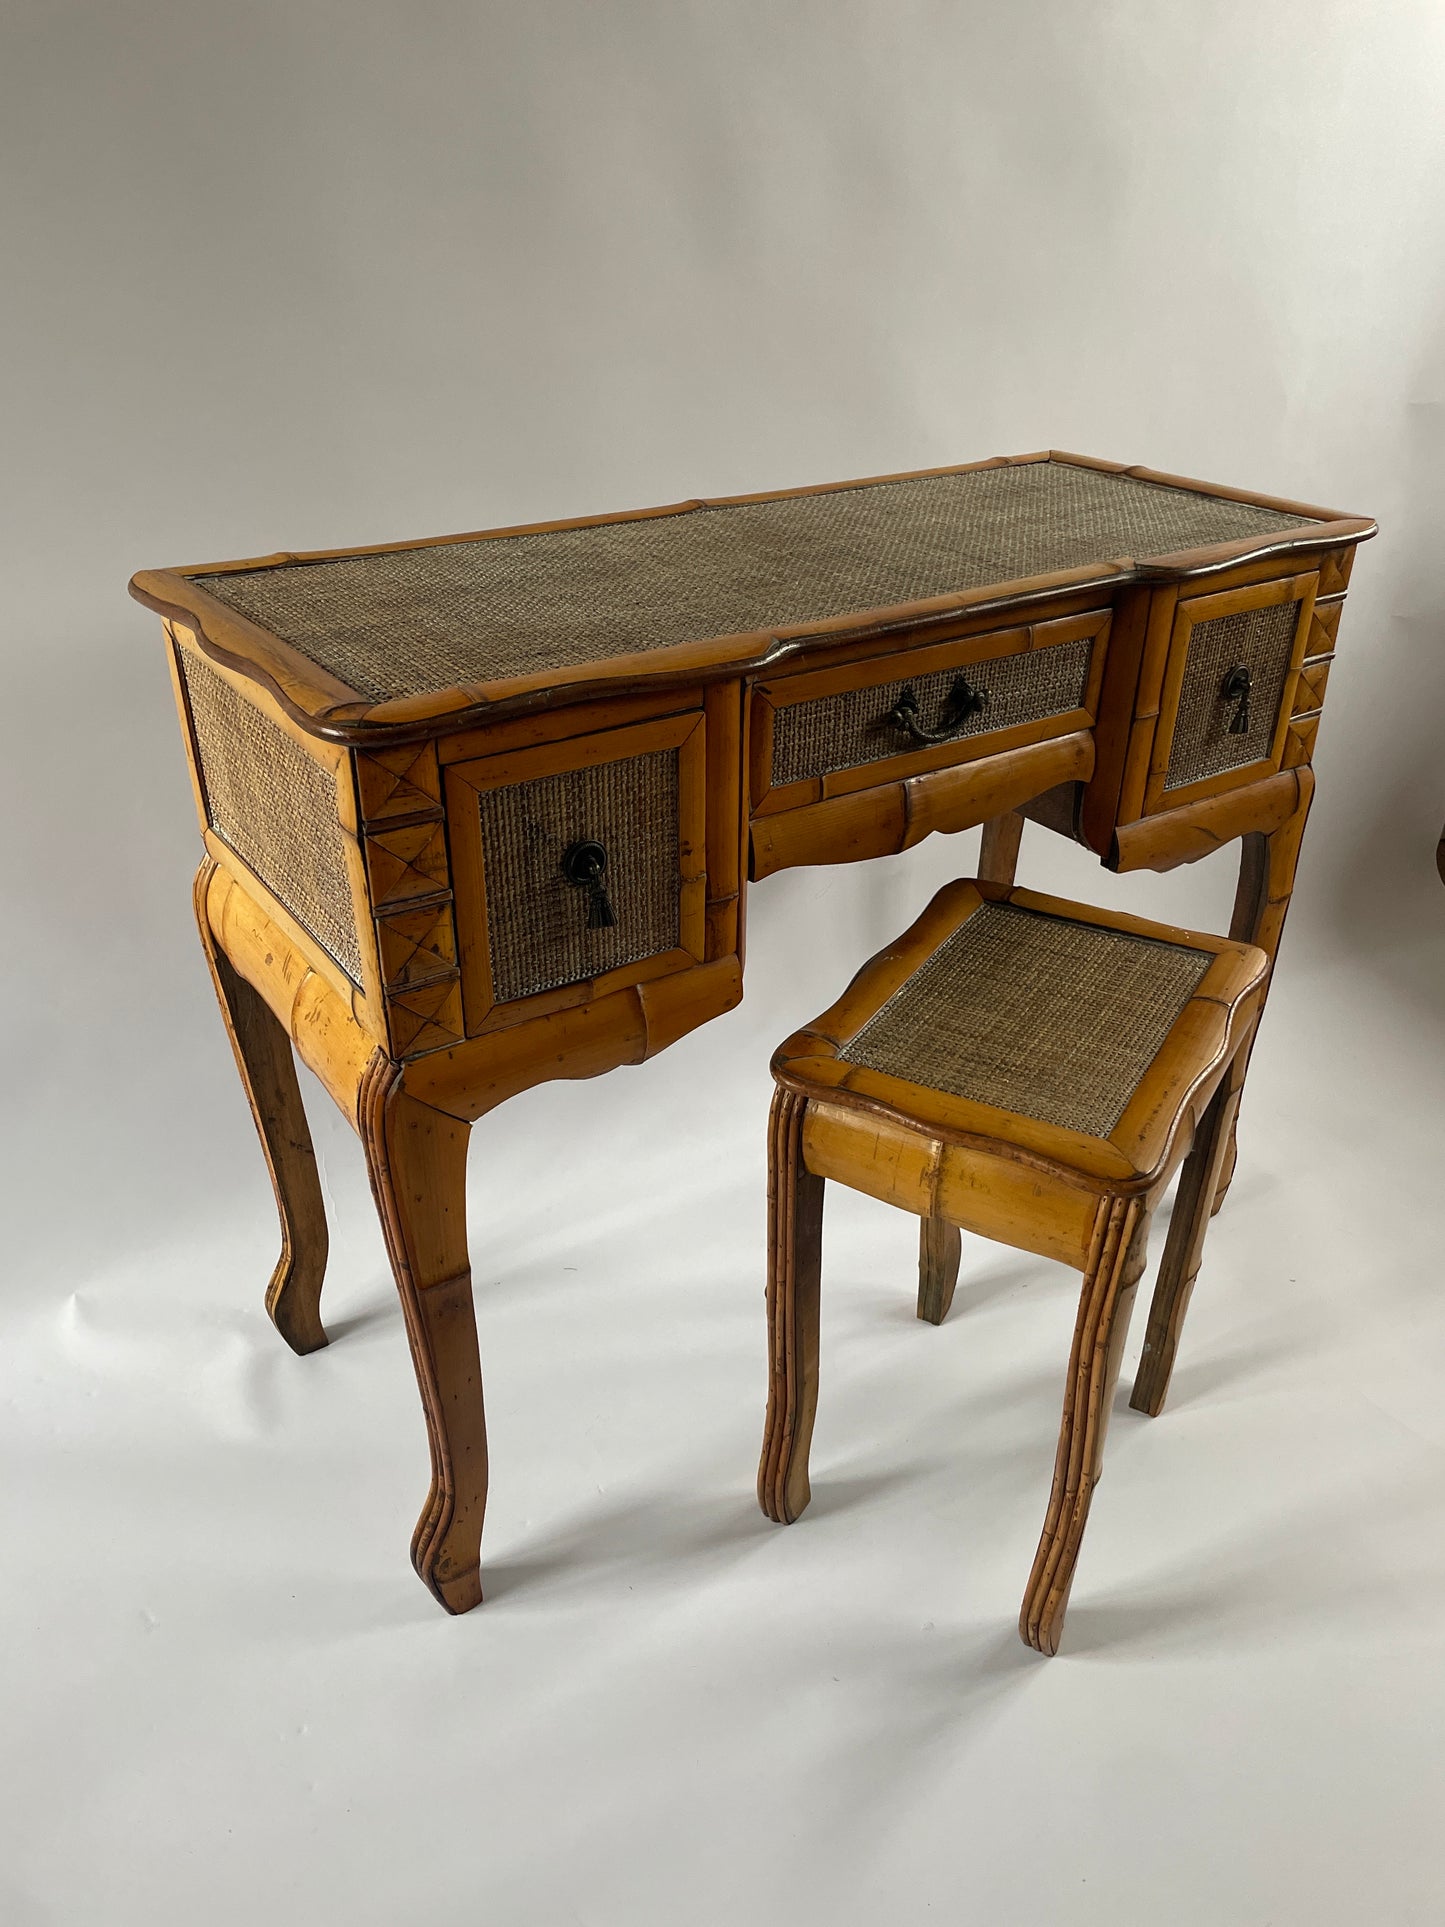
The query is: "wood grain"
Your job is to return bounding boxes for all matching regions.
[1020,1198,1150,1655]
[748,730,1093,879]
[193,859,329,1356]
[977,810,1025,887]
[916,1217,963,1325]
[800,1100,1101,1269]
[205,864,377,1126]
[1108,767,1305,874]
[1131,1070,1241,1416]
[360,1054,486,1614]
[758,1088,826,1525]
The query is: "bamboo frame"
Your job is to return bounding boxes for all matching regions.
[144,450,1373,1619]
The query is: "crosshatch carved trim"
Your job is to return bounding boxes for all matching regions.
[179,647,364,984]
[375,901,459,991]
[187,463,1316,702]
[355,744,443,823]
[1165,599,1302,790]
[477,748,682,1005]
[385,977,465,1057]
[770,636,1093,789]
[364,818,450,910]
[840,902,1213,1139]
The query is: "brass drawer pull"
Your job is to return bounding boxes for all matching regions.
[1220,664,1253,736]
[561,839,617,929]
[884,674,988,746]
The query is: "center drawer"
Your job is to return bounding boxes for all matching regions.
[749,609,1110,816]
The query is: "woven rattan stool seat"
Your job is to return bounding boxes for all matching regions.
[760,879,1269,1653]
[839,900,1214,1140]
[775,882,1265,1182]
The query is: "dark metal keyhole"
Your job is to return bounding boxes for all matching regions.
[1221,664,1253,736]
[884,674,989,746]
[561,839,617,929]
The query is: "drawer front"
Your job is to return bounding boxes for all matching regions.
[478,749,679,1003]
[1148,572,1316,811]
[772,636,1093,788]
[754,610,1108,813]
[447,711,707,1027]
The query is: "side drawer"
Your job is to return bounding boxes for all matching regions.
[750,609,1109,816]
[1143,571,1317,814]
[446,711,708,1032]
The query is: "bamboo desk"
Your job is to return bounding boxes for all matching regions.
[131,452,1374,1612]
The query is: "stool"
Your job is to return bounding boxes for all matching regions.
[758,879,1268,1654]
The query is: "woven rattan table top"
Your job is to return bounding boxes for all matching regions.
[176,458,1323,708]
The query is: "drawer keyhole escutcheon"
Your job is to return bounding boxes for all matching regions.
[561,839,617,930]
[1221,664,1253,736]
[884,674,989,746]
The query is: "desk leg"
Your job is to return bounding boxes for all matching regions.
[194,863,329,1356]
[978,809,1025,887]
[1212,775,1313,1216]
[915,810,1024,1306]
[360,1056,487,1614]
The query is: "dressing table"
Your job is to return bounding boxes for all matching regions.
[130,451,1373,1611]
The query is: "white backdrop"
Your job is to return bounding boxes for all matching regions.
[3,5,1445,1922]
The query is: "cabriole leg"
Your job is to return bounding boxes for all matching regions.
[360,1057,487,1613]
[194,861,329,1355]
[1213,778,1312,1216]
[1131,1069,1242,1418]
[758,1088,825,1525]
[1020,1197,1150,1655]
[916,1217,962,1325]
[1211,831,1268,1216]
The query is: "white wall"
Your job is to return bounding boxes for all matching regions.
[4,0,1442,1294]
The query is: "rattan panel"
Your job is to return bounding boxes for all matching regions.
[189,464,1316,702]
[770,635,1093,789]
[1165,600,1302,791]
[841,902,1212,1139]
[477,749,681,1005]
[179,648,363,983]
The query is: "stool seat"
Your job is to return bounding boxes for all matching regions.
[759,879,1268,1653]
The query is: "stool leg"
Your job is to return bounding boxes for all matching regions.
[1020,1197,1150,1655]
[1131,1070,1242,1417]
[194,862,329,1356]
[917,1217,962,1324]
[1210,1131,1239,1218]
[360,1057,487,1614]
[758,1088,825,1524]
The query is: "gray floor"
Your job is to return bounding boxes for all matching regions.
[5,833,1443,1926]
